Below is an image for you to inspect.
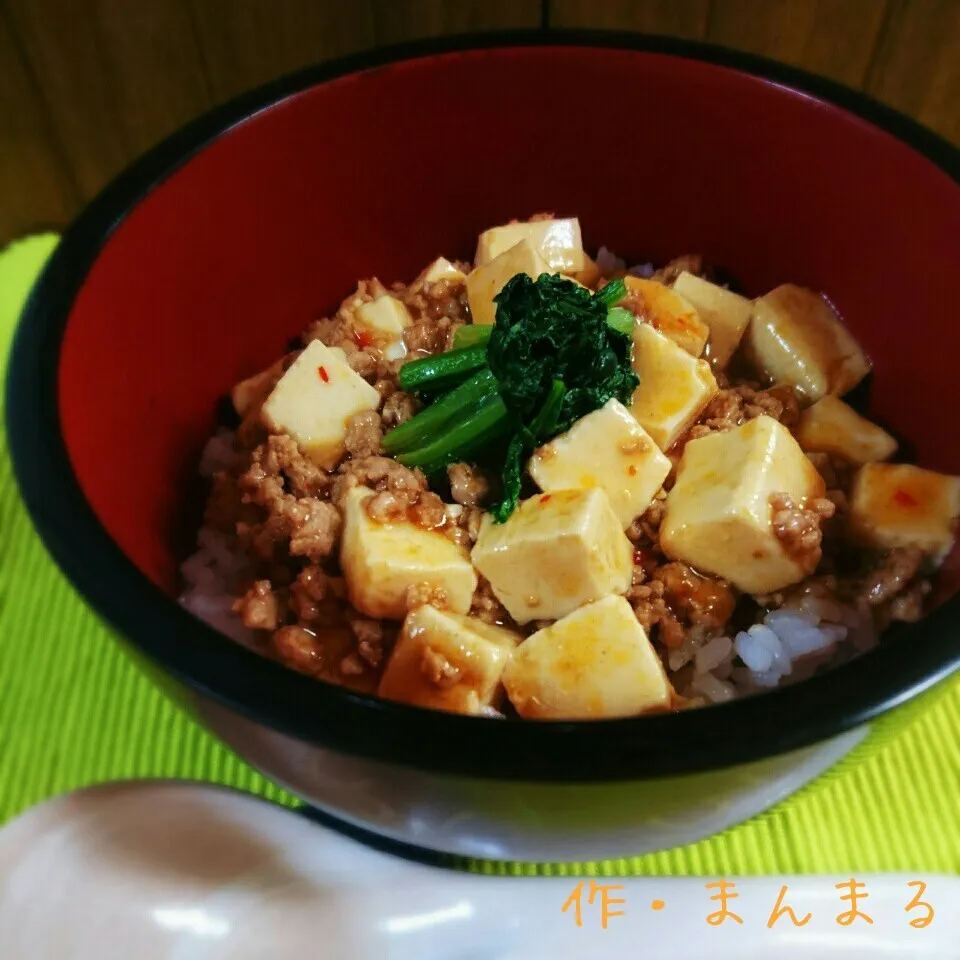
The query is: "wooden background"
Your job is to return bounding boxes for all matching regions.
[2,0,958,246]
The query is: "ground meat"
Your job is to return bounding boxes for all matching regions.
[686,384,801,443]
[332,455,428,519]
[889,579,932,622]
[336,455,424,493]
[744,385,800,427]
[443,504,484,548]
[409,491,446,529]
[447,462,490,507]
[398,278,467,357]
[349,617,385,668]
[235,579,280,630]
[272,625,327,677]
[288,565,343,623]
[344,410,383,458]
[657,561,737,630]
[860,547,924,605]
[374,378,396,402]
[657,612,687,649]
[628,579,669,632]
[770,492,834,572]
[381,390,420,427]
[421,647,461,688]
[286,499,342,560]
[652,254,703,285]
[461,506,484,543]
[804,451,856,494]
[243,434,329,501]
[626,496,667,547]
[470,577,510,625]
[237,444,342,562]
[239,456,283,508]
[755,573,838,613]
[363,490,409,522]
[629,555,736,648]
[347,347,383,380]
[403,276,469,320]
[405,582,450,611]
[403,313,456,357]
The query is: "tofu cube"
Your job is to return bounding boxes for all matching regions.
[624,277,709,357]
[502,595,672,719]
[672,271,752,372]
[471,488,633,624]
[465,239,553,326]
[355,294,411,343]
[849,463,960,559]
[475,217,584,272]
[795,395,897,464]
[340,487,477,618]
[413,257,467,288]
[231,355,288,419]
[566,251,602,288]
[630,323,718,450]
[261,340,380,469]
[660,416,826,594]
[528,399,671,527]
[744,284,870,403]
[378,606,520,715]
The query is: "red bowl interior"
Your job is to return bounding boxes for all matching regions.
[59,44,960,599]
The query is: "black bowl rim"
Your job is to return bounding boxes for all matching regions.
[6,29,960,784]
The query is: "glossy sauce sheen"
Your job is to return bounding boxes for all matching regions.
[745,285,870,402]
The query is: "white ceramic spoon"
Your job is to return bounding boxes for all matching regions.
[0,782,955,959]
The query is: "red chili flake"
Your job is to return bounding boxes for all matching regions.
[539,494,552,504]
[893,488,918,508]
[317,366,330,383]
[627,464,638,476]
[354,329,374,349]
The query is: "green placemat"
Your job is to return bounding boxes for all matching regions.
[1,236,958,876]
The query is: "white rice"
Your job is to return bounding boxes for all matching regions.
[694,635,732,674]
[595,245,655,279]
[690,672,736,704]
[595,246,626,274]
[198,427,246,477]
[689,601,872,704]
[179,431,260,651]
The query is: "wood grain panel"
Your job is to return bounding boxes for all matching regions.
[4,0,960,246]
[4,0,131,199]
[93,0,212,157]
[0,8,80,244]
[372,0,541,43]
[866,0,960,144]
[5,0,212,199]
[707,0,888,89]
[187,0,377,104]
[549,0,711,38]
